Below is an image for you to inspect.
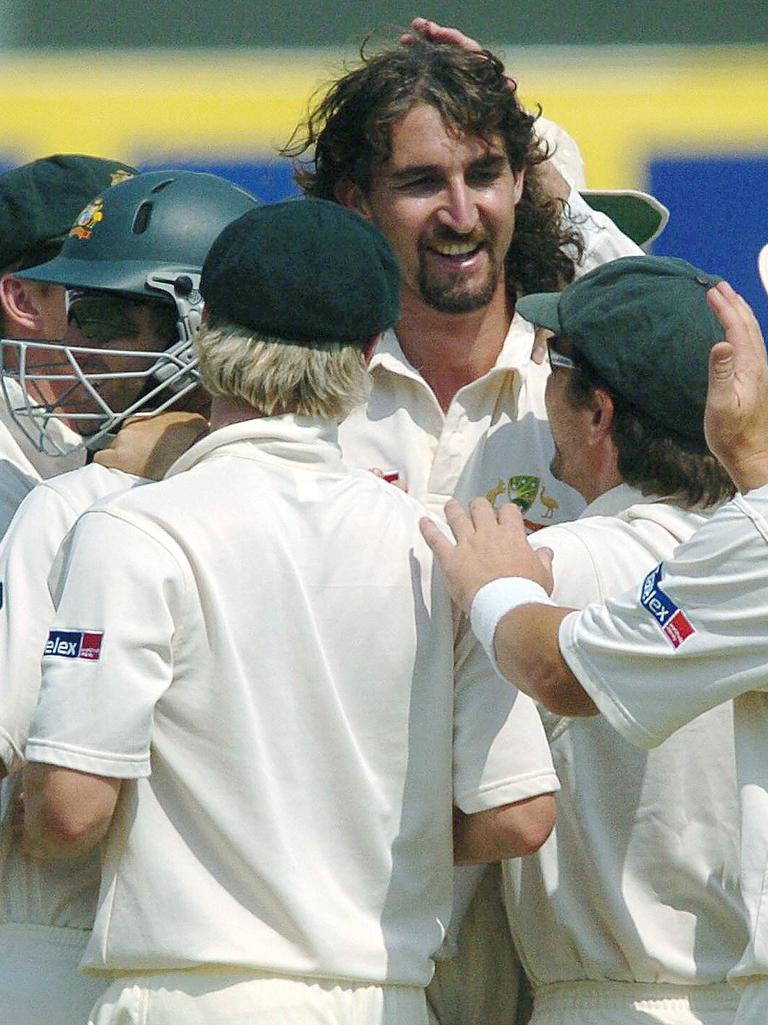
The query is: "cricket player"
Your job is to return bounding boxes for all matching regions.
[421,272,768,1025]
[0,168,260,1025]
[289,31,650,520]
[434,256,748,1025]
[21,198,558,1025]
[287,26,659,1024]
[0,154,137,531]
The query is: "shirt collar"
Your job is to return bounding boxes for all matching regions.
[490,314,537,372]
[580,483,663,519]
[369,313,536,383]
[367,329,422,383]
[165,413,345,478]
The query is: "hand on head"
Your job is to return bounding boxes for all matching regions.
[401,17,517,89]
[402,19,574,212]
[400,17,483,53]
[705,281,768,493]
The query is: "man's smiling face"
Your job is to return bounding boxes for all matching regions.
[348,103,524,316]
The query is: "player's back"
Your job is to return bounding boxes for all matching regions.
[33,416,458,986]
[503,490,747,1018]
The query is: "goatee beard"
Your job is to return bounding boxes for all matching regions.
[419,273,499,314]
[418,252,503,314]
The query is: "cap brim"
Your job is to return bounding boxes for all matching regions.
[581,189,670,247]
[515,291,562,332]
[17,255,167,297]
[759,243,768,298]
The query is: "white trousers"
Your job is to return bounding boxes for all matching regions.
[529,980,739,1025]
[734,978,768,1025]
[427,863,521,1025]
[89,969,429,1025]
[0,922,109,1025]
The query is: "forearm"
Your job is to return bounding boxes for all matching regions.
[494,604,599,716]
[454,792,556,865]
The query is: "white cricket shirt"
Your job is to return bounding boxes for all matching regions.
[339,317,584,525]
[27,415,557,985]
[339,199,640,523]
[0,463,142,929]
[0,378,85,537]
[559,486,768,985]
[503,485,748,989]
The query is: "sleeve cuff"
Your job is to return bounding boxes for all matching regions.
[557,612,661,750]
[456,767,560,815]
[25,739,151,779]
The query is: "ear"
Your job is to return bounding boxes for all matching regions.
[512,168,526,206]
[362,334,380,364]
[591,388,615,441]
[334,178,372,220]
[0,274,46,334]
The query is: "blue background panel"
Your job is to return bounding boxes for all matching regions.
[0,157,302,206]
[650,154,768,336]
[141,154,768,340]
[3,152,766,339]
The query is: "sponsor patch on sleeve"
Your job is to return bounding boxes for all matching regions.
[640,564,695,649]
[44,629,104,661]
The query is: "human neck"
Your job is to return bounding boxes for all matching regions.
[394,284,514,412]
[576,454,623,506]
[208,395,294,433]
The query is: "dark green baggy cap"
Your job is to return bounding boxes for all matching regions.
[516,256,724,447]
[0,154,137,271]
[201,198,401,345]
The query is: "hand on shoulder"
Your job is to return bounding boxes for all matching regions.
[93,412,209,480]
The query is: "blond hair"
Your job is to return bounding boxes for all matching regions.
[195,318,371,420]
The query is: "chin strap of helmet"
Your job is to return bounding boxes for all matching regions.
[145,270,203,391]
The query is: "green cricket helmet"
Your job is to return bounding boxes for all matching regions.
[18,169,259,340]
[6,170,260,454]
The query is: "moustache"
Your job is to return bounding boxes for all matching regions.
[420,228,488,251]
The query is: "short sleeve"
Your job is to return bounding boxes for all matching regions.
[559,491,768,749]
[0,458,37,540]
[453,623,559,814]
[0,481,85,773]
[530,522,604,608]
[25,508,187,778]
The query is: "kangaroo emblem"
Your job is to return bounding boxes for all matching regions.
[486,479,507,506]
[486,475,541,513]
[539,485,559,519]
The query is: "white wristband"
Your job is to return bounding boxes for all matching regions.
[470,577,554,676]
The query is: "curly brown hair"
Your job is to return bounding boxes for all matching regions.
[283,36,584,299]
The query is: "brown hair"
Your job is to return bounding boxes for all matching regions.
[560,347,735,507]
[284,36,583,297]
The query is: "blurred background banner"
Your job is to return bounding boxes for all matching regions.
[0,0,766,324]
